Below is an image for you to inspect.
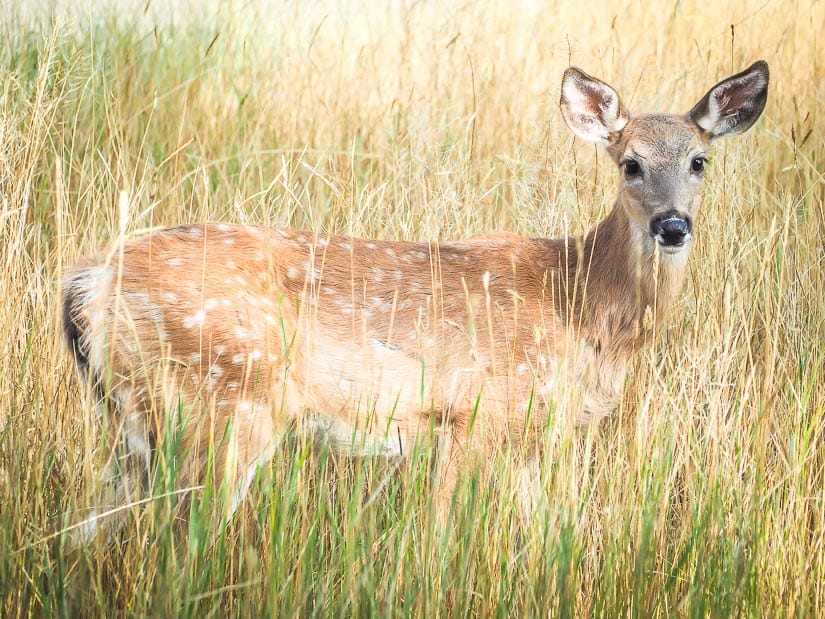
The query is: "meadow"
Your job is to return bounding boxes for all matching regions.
[1,0,823,615]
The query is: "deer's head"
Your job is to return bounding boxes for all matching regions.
[560,61,769,254]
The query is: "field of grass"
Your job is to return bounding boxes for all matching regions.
[1,0,823,615]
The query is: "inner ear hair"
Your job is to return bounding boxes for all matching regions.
[560,67,628,145]
[689,60,769,139]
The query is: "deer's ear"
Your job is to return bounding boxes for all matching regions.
[560,67,629,146]
[688,60,769,139]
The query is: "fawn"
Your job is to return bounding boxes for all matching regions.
[63,61,768,538]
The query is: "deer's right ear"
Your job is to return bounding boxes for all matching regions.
[560,67,629,146]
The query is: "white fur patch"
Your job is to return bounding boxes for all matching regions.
[183,310,206,329]
[64,265,114,377]
[302,415,406,458]
[560,69,627,144]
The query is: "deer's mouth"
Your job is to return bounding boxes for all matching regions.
[655,239,691,254]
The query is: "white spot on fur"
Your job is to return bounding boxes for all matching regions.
[232,353,246,365]
[163,292,178,303]
[223,237,235,245]
[204,298,219,310]
[168,258,184,267]
[339,242,351,251]
[287,266,300,280]
[217,223,231,232]
[183,310,206,329]
[234,326,250,339]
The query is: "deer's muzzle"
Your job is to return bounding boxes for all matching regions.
[650,214,692,249]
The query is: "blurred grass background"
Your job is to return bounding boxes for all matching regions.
[0,0,823,615]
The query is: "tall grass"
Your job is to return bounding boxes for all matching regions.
[1,0,823,615]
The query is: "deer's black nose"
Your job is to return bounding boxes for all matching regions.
[650,214,692,247]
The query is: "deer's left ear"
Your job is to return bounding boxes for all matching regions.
[688,60,769,139]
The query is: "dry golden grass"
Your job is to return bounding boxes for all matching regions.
[1,0,823,614]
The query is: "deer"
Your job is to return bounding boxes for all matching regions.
[62,61,769,541]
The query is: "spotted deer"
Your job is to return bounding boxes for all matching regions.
[63,61,768,538]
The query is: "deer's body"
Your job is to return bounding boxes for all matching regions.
[63,62,768,537]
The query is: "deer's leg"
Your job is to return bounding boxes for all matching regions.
[514,449,542,523]
[432,420,481,526]
[219,400,279,520]
[177,398,280,526]
[69,384,152,547]
[432,426,457,524]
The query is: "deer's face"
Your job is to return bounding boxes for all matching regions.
[608,115,711,254]
[559,61,768,256]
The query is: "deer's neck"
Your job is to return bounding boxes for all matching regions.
[553,201,690,352]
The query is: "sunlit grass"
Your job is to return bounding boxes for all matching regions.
[1,0,823,615]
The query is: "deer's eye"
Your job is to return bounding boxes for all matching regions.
[691,156,706,173]
[622,159,641,178]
